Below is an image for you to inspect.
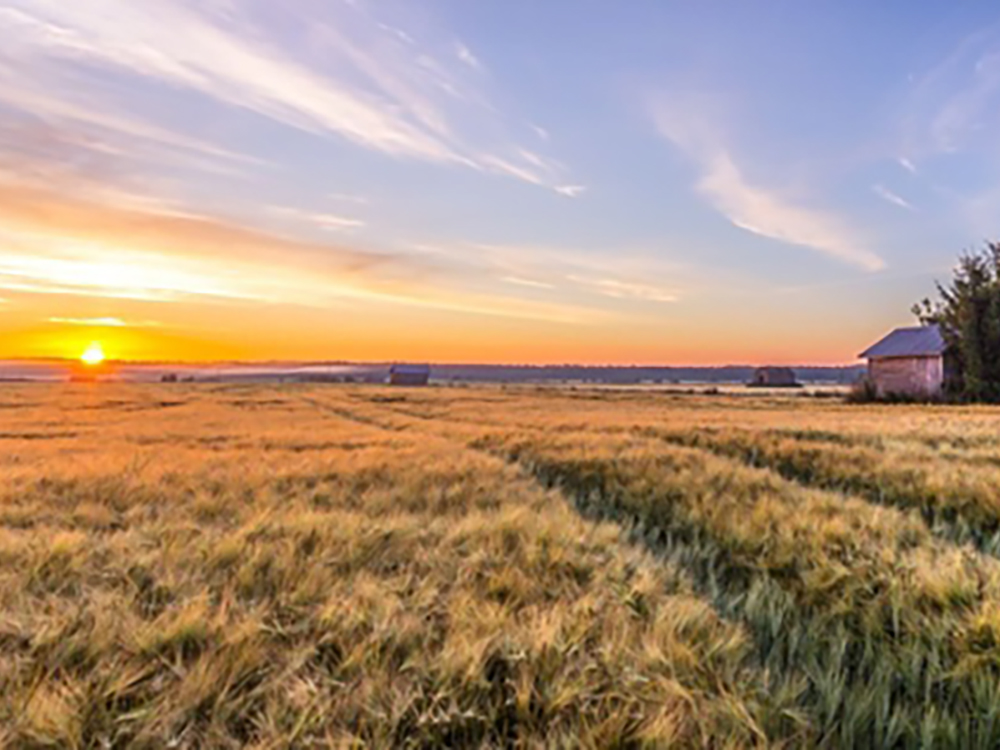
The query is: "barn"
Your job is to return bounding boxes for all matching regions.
[859,325,948,398]
[388,364,430,386]
[748,366,799,387]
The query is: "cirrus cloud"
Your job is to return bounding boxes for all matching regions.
[653,100,885,272]
[0,0,579,193]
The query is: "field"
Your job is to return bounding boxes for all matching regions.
[4,385,1000,748]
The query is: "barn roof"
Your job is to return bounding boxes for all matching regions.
[390,364,430,375]
[859,325,946,359]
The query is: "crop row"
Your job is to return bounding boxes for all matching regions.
[648,427,1000,554]
[481,430,1000,748]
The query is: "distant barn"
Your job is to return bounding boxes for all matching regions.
[748,366,799,388]
[859,325,948,398]
[388,364,430,387]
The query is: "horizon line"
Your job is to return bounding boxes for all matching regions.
[0,357,866,369]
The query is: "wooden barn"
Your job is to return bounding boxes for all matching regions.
[388,364,430,386]
[749,366,799,388]
[859,325,948,398]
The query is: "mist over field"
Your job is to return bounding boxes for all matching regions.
[0,360,865,386]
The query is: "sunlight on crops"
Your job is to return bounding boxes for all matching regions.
[4,385,1000,747]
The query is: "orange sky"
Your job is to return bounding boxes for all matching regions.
[2,1,986,366]
[0,180,884,366]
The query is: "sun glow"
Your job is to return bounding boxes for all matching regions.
[81,342,106,366]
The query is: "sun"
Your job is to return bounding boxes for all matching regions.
[81,342,106,367]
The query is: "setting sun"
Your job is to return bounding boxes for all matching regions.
[81,342,106,366]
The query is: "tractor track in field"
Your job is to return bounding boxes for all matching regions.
[298,395,409,432]
[480,432,1000,748]
[642,428,1000,559]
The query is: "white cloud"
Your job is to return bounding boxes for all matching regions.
[377,22,414,45]
[475,152,583,197]
[696,153,884,271]
[502,275,555,290]
[555,184,586,198]
[0,2,451,161]
[454,42,482,70]
[0,64,257,171]
[48,316,161,328]
[872,184,915,211]
[417,240,686,306]
[0,1,577,191]
[268,207,366,231]
[0,248,252,303]
[328,192,369,205]
[529,123,550,141]
[477,154,547,186]
[898,157,918,174]
[653,103,884,271]
[568,276,678,303]
[902,26,1000,157]
[0,183,599,326]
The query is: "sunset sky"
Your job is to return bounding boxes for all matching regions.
[2,1,1000,364]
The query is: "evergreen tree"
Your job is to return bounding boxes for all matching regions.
[913,242,1000,401]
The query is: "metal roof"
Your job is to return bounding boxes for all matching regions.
[389,364,430,375]
[859,325,946,359]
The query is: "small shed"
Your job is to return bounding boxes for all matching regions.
[388,364,430,387]
[859,325,947,398]
[749,366,799,388]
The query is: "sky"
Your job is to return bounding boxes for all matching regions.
[2,1,1000,365]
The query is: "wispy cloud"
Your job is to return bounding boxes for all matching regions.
[502,276,555,290]
[554,185,587,198]
[697,154,885,271]
[48,316,161,328]
[0,179,414,305]
[902,25,1000,158]
[529,123,550,141]
[897,26,1000,236]
[454,42,482,71]
[476,151,576,195]
[568,276,678,303]
[329,192,369,205]
[268,207,366,232]
[416,240,686,306]
[653,102,884,271]
[872,184,915,211]
[0,1,576,191]
[2,2,449,161]
[0,179,600,325]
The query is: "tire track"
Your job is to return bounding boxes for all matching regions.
[644,427,1000,557]
[478,431,1000,748]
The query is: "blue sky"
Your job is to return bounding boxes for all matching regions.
[1,0,999,363]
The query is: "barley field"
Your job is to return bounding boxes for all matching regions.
[4,385,1000,748]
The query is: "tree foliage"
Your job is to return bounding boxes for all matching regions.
[913,242,1000,401]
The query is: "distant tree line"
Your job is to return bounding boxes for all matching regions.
[914,241,1000,402]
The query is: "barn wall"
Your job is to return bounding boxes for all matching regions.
[389,373,429,386]
[869,356,943,397]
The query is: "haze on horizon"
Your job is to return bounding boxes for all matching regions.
[1,1,997,366]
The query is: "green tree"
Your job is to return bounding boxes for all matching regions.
[913,242,1000,401]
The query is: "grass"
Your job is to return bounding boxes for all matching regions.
[648,427,1000,553]
[4,385,1000,746]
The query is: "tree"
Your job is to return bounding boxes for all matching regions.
[913,242,1000,401]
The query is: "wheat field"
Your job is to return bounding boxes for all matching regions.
[4,385,1000,748]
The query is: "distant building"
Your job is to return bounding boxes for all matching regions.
[859,325,948,398]
[388,364,430,386]
[749,366,799,388]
